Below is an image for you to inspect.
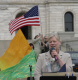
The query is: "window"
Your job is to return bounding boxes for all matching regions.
[15,11,32,39]
[64,12,74,32]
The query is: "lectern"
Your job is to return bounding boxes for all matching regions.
[40,76,76,80]
[40,72,77,80]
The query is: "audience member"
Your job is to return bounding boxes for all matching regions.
[31,34,42,57]
[41,35,49,53]
[29,43,38,61]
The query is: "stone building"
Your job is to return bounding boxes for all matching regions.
[0,0,78,56]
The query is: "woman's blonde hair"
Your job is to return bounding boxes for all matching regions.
[48,32,61,42]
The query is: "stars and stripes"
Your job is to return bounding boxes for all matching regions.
[9,5,40,34]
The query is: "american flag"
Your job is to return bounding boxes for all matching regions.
[9,5,40,34]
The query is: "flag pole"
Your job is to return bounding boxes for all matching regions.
[38,5,43,34]
[29,65,33,80]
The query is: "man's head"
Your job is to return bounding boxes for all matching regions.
[44,36,49,42]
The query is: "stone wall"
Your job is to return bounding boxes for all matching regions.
[0,40,11,56]
[0,0,78,54]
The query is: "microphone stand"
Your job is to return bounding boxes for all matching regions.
[29,65,33,80]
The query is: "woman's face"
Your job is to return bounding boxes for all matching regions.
[49,36,61,50]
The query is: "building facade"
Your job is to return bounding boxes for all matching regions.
[0,0,78,56]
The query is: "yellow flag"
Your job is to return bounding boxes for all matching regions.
[0,29,32,70]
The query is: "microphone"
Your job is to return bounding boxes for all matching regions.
[54,55,58,61]
[50,47,58,61]
[50,47,55,54]
[29,65,32,72]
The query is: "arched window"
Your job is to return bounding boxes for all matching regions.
[15,11,32,39]
[64,12,74,32]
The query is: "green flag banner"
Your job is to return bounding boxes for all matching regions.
[0,50,37,80]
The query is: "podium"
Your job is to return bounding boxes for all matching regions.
[40,76,76,80]
[16,72,78,80]
[40,72,77,80]
[27,77,34,80]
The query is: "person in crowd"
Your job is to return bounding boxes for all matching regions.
[34,35,39,39]
[31,34,42,57]
[29,43,34,49]
[34,33,73,80]
[29,43,38,61]
[41,35,49,53]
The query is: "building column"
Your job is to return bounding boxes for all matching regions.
[45,0,50,35]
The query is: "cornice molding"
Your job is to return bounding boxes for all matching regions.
[0,0,45,5]
[48,0,78,3]
[0,0,78,5]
